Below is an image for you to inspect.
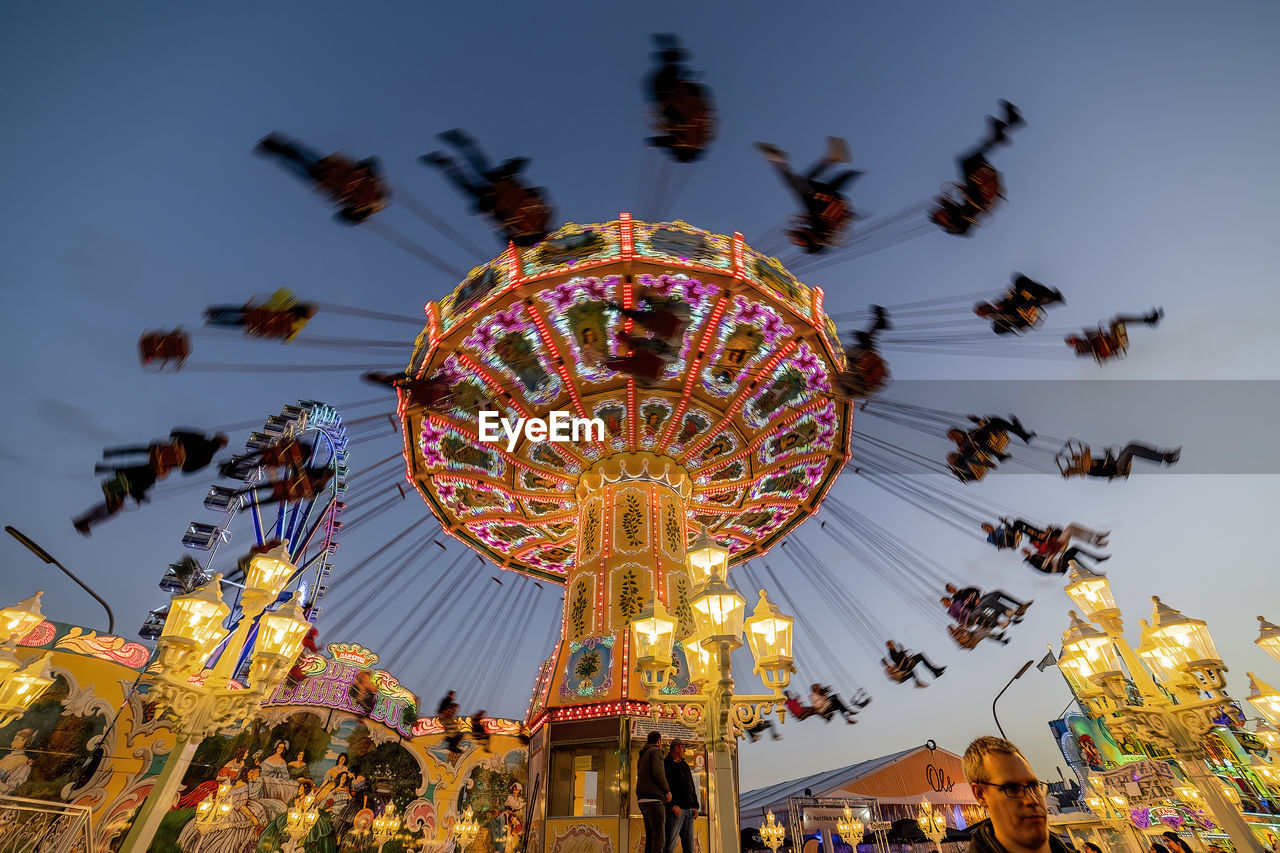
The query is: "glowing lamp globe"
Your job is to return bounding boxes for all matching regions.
[1063,612,1120,678]
[0,651,54,725]
[760,811,786,852]
[250,592,312,686]
[0,640,20,683]
[0,592,44,644]
[1064,564,1117,620]
[1137,619,1184,686]
[244,541,296,598]
[1257,616,1280,666]
[1248,673,1280,728]
[631,594,676,691]
[744,589,794,691]
[681,638,717,687]
[837,805,864,842]
[1254,719,1280,751]
[160,574,230,666]
[687,525,729,588]
[1057,641,1099,696]
[1146,597,1225,690]
[690,570,746,649]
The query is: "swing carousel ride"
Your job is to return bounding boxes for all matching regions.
[103,34,1195,726]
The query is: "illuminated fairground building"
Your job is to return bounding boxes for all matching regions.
[400,216,855,853]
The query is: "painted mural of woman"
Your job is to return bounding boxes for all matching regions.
[319,771,355,842]
[260,740,295,802]
[177,764,280,853]
[288,750,311,782]
[322,754,350,786]
[256,778,337,853]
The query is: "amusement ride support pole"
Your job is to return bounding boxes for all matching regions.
[120,735,201,853]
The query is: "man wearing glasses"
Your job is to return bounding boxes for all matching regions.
[963,737,1071,853]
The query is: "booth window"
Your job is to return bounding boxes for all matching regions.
[549,745,623,817]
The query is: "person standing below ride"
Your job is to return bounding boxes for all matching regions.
[963,736,1069,853]
[884,640,946,688]
[636,731,671,853]
[755,137,861,253]
[932,101,1026,236]
[663,739,700,853]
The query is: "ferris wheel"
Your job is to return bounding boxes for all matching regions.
[139,400,350,639]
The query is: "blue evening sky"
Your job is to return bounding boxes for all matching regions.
[2,2,1278,790]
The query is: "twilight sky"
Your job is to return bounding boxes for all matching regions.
[2,2,1278,792]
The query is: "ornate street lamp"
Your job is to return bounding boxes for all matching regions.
[0,592,44,644]
[0,650,54,727]
[1247,673,1280,728]
[1143,597,1227,694]
[686,525,729,588]
[454,807,480,853]
[154,574,231,675]
[1064,564,1118,622]
[632,593,677,692]
[247,593,312,687]
[837,804,864,847]
[122,547,314,853]
[283,792,320,853]
[373,803,401,853]
[744,590,795,692]
[1256,617,1280,666]
[689,569,746,650]
[916,798,947,852]
[681,634,717,688]
[195,780,234,830]
[629,531,794,853]
[1062,612,1123,701]
[760,811,786,853]
[1061,593,1265,853]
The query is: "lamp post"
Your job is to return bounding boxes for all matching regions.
[760,810,786,853]
[120,542,313,853]
[1247,674,1280,728]
[1255,617,1280,666]
[454,807,480,853]
[837,804,865,851]
[0,592,45,644]
[6,526,115,635]
[916,798,947,853]
[0,642,55,727]
[1060,566,1263,853]
[373,803,401,853]
[194,780,235,847]
[630,531,796,853]
[281,791,320,853]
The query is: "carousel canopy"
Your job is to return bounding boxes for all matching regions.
[401,215,854,582]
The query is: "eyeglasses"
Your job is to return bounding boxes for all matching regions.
[973,779,1047,799]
